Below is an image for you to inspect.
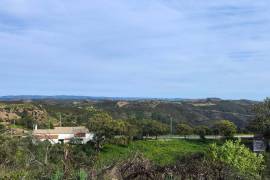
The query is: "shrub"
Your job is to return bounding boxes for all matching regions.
[209,140,265,179]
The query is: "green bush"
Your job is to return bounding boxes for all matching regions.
[209,140,265,179]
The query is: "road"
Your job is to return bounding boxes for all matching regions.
[144,134,254,140]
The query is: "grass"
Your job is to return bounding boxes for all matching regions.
[95,139,212,168]
[9,124,24,129]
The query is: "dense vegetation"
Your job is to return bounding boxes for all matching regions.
[248,98,270,137]
[93,98,256,130]
[0,135,95,179]
[0,134,265,179]
[0,98,256,132]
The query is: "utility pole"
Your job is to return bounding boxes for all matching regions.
[49,118,51,129]
[170,116,173,135]
[59,113,62,127]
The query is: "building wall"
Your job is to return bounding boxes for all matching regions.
[39,138,59,144]
[58,133,74,141]
[84,133,94,144]
[38,133,94,144]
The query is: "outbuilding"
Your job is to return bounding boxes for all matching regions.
[33,126,94,144]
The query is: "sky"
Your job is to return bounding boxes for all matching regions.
[0,0,270,100]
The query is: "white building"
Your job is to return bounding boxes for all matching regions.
[33,126,94,144]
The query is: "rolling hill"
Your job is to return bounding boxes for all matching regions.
[0,96,258,131]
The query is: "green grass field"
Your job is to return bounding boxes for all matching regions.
[96,139,212,168]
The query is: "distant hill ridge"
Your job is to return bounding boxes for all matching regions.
[0,95,258,102]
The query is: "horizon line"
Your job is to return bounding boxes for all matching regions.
[0,94,264,101]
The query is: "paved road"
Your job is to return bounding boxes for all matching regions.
[144,134,254,140]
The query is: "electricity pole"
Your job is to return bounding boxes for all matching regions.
[49,118,51,129]
[170,116,173,135]
[59,113,62,127]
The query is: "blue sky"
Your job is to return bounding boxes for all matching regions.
[0,0,269,100]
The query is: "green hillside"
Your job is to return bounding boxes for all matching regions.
[94,99,256,130]
[0,98,257,131]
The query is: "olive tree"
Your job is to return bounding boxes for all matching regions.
[212,120,237,138]
[142,119,169,139]
[248,98,270,137]
[176,123,193,138]
[87,112,116,151]
[194,125,211,139]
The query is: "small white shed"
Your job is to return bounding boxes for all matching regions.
[33,126,94,144]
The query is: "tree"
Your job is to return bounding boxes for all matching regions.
[194,125,211,139]
[176,123,193,138]
[248,98,270,137]
[19,114,35,129]
[209,140,265,179]
[87,111,116,151]
[113,120,130,136]
[125,123,140,140]
[126,119,144,139]
[142,120,169,139]
[176,123,193,135]
[212,120,237,138]
[109,120,135,145]
[0,123,5,134]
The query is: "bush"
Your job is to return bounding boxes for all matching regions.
[109,136,130,146]
[209,140,265,179]
[176,123,193,138]
[213,120,237,138]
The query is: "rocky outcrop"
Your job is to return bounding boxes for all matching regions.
[0,103,48,124]
[0,111,20,121]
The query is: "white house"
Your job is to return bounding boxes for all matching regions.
[33,126,94,144]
